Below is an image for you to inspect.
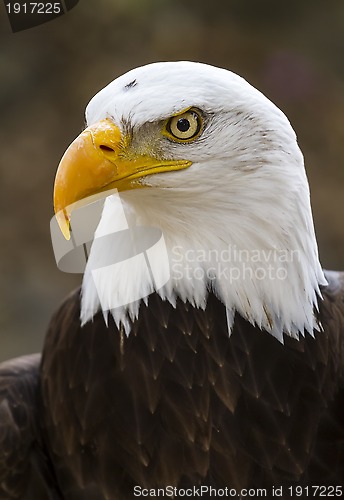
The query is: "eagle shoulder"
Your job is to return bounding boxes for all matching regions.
[0,354,60,499]
[321,270,344,382]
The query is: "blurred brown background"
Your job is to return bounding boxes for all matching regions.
[0,0,343,362]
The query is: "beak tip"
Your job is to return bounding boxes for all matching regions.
[55,209,71,240]
[63,228,71,241]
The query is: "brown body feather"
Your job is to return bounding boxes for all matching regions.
[1,271,344,499]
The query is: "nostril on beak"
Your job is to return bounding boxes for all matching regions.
[99,145,115,153]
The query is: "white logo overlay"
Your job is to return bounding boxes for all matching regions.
[50,190,171,310]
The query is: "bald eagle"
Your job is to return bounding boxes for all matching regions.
[1,62,343,499]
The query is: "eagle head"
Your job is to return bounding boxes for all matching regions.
[54,61,327,342]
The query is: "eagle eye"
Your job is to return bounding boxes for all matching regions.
[164,109,202,142]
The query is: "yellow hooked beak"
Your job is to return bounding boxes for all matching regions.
[53,119,192,239]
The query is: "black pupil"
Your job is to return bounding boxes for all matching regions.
[177,118,191,132]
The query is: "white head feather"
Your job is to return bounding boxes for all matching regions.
[80,61,327,342]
